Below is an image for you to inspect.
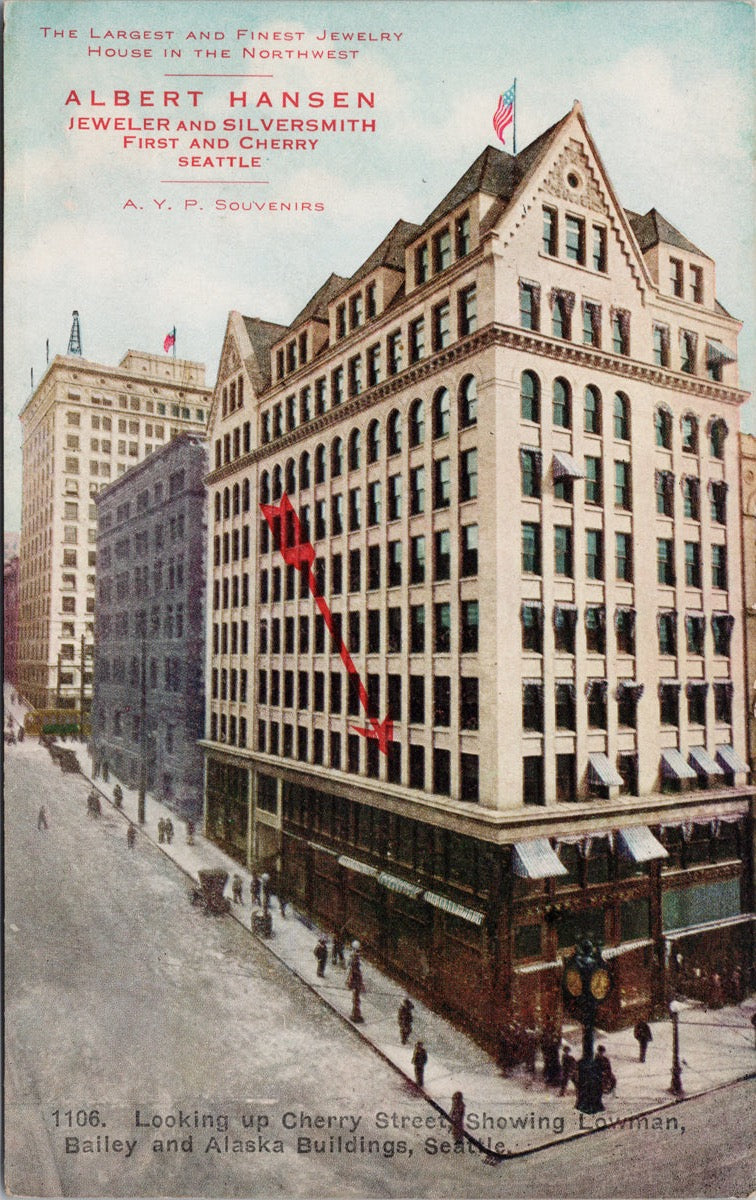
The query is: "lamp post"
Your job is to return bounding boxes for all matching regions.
[669,1000,683,1096]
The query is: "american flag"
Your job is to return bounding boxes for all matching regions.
[493,84,515,145]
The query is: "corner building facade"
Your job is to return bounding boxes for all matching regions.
[203,103,754,1042]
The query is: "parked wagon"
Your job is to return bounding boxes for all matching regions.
[189,869,231,915]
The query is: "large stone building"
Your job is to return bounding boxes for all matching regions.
[91,434,208,817]
[18,349,210,714]
[741,433,756,770]
[4,554,20,686]
[201,102,754,1040]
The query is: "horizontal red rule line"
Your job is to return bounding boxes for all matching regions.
[159,180,271,184]
[163,73,275,78]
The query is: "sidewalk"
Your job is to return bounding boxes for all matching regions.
[29,728,756,1156]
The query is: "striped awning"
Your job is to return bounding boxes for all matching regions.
[706,339,737,365]
[716,745,750,775]
[512,838,568,879]
[337,854,378,878]
[661,748,697,780]
[378,872,422,898]
[689,746,725,778]
[422,891,485,926]
[588,753,624,788]
[617,826,668,863]
[553,450,585,479]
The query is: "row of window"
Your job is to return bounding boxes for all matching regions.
[99,556,187,603]
[522,677,732,733]
[542,207,607,272]
[98,603,188,641]
[97,655,185,692]
[521,603,733,658]
[522,748,739,807]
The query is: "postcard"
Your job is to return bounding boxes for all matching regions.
[4,2,755,1197]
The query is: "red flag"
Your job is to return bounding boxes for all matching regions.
[163,327,176,353]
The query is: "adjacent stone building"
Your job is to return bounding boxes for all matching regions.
[741,433,756,770]
[91,434,208,818]
[17,349,210,714]
[201,102,754,1040]
[4,555,20,687]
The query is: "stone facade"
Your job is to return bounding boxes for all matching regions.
[4,556,20,686]
[18,350,210,713]
[91,434,208,819]
[741,433,756,771]
[201,103,754,1040]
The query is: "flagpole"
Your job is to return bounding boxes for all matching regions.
[513,78,517,155]
[173,327,176,360]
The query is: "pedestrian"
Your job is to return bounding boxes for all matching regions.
[126,824,136,849]
[331,926,346,966]
[251,872,262,906]
[186,819,195,845]
[398,997,414,1045]
[633,1018,653,1063]
[597,1045,616,1094]
[158,818,166,843]
[728,966,743,1006]
[112,783,122,807]
[412,1040,428,1088]
[314,937,328,978]
[559,1044,577,1096]
[751,1011,756,1050]
[165,818,174,844]
[102,761,109,782]
[346,942,365,1022]
[541,1020,562,1086]
[37,805,49,831]
[450,1091,465,1146]
[278,890,288,918]
[232,874,244,904]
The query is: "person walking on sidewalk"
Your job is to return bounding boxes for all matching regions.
[186,819,195,845]
[158,818,166,844]
[165,818,174,845]
[633,1018,653,1062]
[331,926,346,966]
[398,997,414,1045]
[232,874,244,904]
[314,937,328,978]
[412,1040,428,1088]
[112,783,122,807]
[450,1092,465,1146]
[597,1045,616,1094]
[37,806,49,831]
[251,872,262,906]
[346,942,365,1022]
[126,824,136,849]
[559,1044,577,1096]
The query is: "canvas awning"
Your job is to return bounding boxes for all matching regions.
[337,854,378,878]
[661,748,697,780]
[552,450,585,479]
[512,838,568,879]
[378,872,422,898]
[588,753,624,788]
[716,745,750,775]
[688,746,725,778]
[422,892,484,925]
[706,339,737,365]
[617,826,668,863]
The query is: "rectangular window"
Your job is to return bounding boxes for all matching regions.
[565,215,585,264]
[409,317,425,363]
[555,683,576,730]
[616,608,635,655]
[410,605,425,653]
[583,302,600,346]
[367,544,380,590]
[711,544,727,590]
[388,540,402,588]
[387,474,402,521]
[615,460,631,510]
[433,748,451,796]
[543,206,557,255]
[616,532,633,582]
[460,524,478,577]
[586,529,603,580]
[690,265,703,304]
[523,683,544,732]
[349,487,361,531]
[592,225,607,272]
[585,456,602,505]
[653,325,669,367]
[409,675,425,724]
[460,448,478,501]
[685,541,701,588]
[434,529,451,581]
[522,522,541,574]
[410,465,425,515]
[670,257,684,298]
[433,457,451,508]
[554,526,573,577]
[461,600,479,653]
[435,602,451,652]
[522,604,543,653]
[433,677,451,726]
[410,534,426,584]
[416,243,429,284]
[348,355,363,397]
[658,610,677,655]
[657,538,675,586]
[387,330,403,375]
[367,344,381,387]
[659,684,679,727]
[585,606,605,653]
[349,548,361,593]
[455,211,471,257]
[612,311,629,355]
[432,300,451,350]
[458,286,477,336]
[519,282,539,331]
[367,480,382,526]
[433,227,452,273]
[331,366,344,406]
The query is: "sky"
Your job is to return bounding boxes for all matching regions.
[4,0,754,532]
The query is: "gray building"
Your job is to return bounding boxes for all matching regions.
[92,434,207,818]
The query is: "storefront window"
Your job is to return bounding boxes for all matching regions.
[662,878,740,931]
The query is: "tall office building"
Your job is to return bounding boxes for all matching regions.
[741,433,756,771]
[18,349,210,713]
[202,103,753,1039]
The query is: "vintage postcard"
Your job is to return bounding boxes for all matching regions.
[4,1,755,1197]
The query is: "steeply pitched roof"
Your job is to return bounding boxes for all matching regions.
[345,219,420,287]
[290,272,350,330]
[242,316,288,390]
[625,208,711,260]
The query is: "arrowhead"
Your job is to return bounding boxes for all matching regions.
[350,713,394,755]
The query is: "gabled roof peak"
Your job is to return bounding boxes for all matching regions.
[625,207,711,260]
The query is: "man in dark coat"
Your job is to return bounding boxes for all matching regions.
[331,927,346,966]
[398,997,414,1045]
[633,1019,653,1062]
[450,1092,465,1146]
[314,938,328,978]
[126,824,136,849]
[559,1045,577,1096]
[597,1045,616,1094]
[412,1040,428,1088]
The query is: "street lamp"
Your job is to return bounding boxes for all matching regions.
[669,1000,683,1096]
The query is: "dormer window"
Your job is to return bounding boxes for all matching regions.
[689,265,703,305]
[366,282,377,318]
[350,293,363,329]
[416,244,429,285]
[433,227,452,273]
[336,303,347,339]
[298,331,307,364]
[670,257,684,298]
[276,350,284,380]
[286,341,297,373]
[455,211,471,257]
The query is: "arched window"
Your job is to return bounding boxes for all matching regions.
[223,488,230,519]
[272,465,282,501]
[314,444,326,484]
[459,376,478,428]
[387,410,402,456]
[584,385,601,435]
[409,399,425,447]
[214,492,221,521]
[285,458,296,494]
[331,436,344,477]
[553,378,571,429]
[367,419,380,463]
[681,414,698,454]
[433,387,451,438]
[709,418,727,460]
[299,451,311,489]
[259,472,270,505]
[242,478,250,512]
[613,393,630,441]
[348,428,361,471]
[655,406,672,449]
[521,371,540,422]
[232,483,240,515]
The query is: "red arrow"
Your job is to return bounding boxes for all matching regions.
[261,496,393,753]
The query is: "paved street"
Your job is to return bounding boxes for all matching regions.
[4,727,755,1198]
